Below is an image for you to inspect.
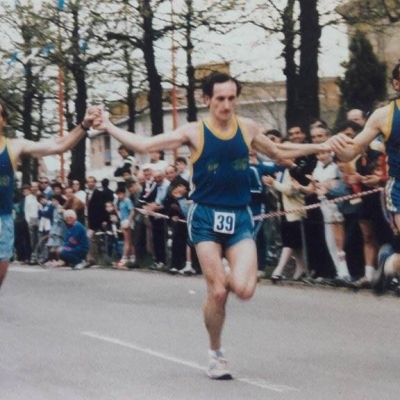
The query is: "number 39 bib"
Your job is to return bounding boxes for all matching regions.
[213,212,235,234]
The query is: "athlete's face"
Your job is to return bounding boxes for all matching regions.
[205,81,238,122]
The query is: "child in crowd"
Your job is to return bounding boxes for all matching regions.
[114,188,135,269]
[101,201,123,259]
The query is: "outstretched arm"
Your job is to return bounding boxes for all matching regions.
[252,131,353,161]
[94,109,190,153]
[330,108,385,161]
[13,106,101,159]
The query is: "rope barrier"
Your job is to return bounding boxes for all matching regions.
[135,187,384,224]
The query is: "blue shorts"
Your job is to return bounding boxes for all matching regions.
[386,177,400,213]
[187,203,254,249]
[0,214,14,261]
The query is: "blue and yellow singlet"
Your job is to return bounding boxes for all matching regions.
[0,137,16,215]
[190,117,251,207]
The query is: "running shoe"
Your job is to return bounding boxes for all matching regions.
[207,349,233,380]
[179,265,197,276]
[373,244,395,295]
[73,261,88,270]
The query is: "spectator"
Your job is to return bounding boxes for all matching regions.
[21,184,40,265]
[175,156,190,182]
[56,209,89,270]
[149,150,168,172]
[146,169,170,270]
[265,162,307,282]
[165,164,190,190]
[114,145,137,191]
[51,182,66,205]
[100,178,115,205]
[248,148,286,278]
[86,175,106,265]
[163,181,195,275]
[62,186,85,225]
[72,180,86,203]
[310,126,331,144]
[347,108,367,127]
[39,177,54,200]
[101,201,122,260]
[13,189,32,263]
[297,152,352,284]
[114,188,136,269]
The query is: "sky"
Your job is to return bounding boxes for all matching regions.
[7,0,349,86]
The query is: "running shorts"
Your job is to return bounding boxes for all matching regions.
[187,203,254,249]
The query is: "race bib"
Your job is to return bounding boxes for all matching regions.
[213,212,235,234]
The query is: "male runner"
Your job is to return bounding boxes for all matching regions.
[330,62,400,294]
[94,72,350,379]
[0,102,99,290]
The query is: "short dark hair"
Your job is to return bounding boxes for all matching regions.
[201,72,242,98]
[392,62,400,80]
[175,156,187,165]
[0,99,8,122]
[51,182,63,190]
[101,178,109,188]
[336,120,363,134]
[265,129,282,138]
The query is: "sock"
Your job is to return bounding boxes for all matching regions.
[337,251,350,278]
[184,261,192,268]
[365,265,375,281]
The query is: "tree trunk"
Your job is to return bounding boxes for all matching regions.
[21,61,35,184]
[185,0,197,122]
[298,0,321,128]
[68,5,87,185]
[282,0,298,127]
[140,0,164,135]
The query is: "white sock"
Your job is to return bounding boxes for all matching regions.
[184,261,192,268]
[365,265,375,281]
[337,251,350,278]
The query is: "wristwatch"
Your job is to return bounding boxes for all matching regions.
[80,121,90,131]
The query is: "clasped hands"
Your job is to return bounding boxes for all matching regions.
[82,106,110,131]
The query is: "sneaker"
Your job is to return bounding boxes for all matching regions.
[129,256,137,265]
[155,262,166,271]
[373,244,395,295]
[352,276,372,289]
[168,267,179,275]
[257,270,267,280]
[179,265,197,276]
[207,349,233,380]
[73,261,88,270]
[113,259,129,270]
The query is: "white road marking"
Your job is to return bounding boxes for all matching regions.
[82,331,299,393]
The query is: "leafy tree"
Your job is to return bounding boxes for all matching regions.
[337,30,387,115]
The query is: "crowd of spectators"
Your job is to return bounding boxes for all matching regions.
[11,111,395,291]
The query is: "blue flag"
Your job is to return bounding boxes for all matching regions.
[57,0,65,10]
[40,44,55,55]
[7,51,19,67]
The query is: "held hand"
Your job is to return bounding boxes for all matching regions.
[360,174,381,187]
[92,109,111,132]
[262,175,274,186]
[82,105,102,129]
[324,133,354,152]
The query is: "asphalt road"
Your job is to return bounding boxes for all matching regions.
[1,263,399,400]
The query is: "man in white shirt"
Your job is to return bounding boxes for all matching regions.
[22,184,40,264]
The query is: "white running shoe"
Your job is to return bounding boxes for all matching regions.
[207,349,233,380]
[179,264,196,276]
